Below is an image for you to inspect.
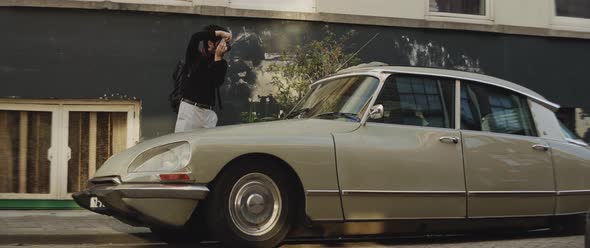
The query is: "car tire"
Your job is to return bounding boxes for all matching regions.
[205,161,295,248]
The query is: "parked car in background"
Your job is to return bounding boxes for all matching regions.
[74,65,590,248]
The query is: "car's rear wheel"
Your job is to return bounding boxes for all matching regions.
[205,162,294,248]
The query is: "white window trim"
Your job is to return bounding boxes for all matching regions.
[0,104,61,200]
[60,104,139,200]
[425,0,494,25]
[550,0,590,32]
[0,99,141,200]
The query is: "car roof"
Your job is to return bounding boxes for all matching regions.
[333,63,560,110]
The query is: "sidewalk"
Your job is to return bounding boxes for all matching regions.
[0,210,156,245]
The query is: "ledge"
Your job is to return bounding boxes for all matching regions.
[3,0,590,40]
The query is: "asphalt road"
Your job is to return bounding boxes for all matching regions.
[0,210,584,248]
[0,233,583,248]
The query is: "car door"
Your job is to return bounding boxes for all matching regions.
[334,74,467,220]
[459,81,555,217]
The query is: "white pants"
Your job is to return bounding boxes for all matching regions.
[174,101,218,132]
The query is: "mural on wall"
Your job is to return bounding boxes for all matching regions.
[393,36,483,73]
[2,8,590,139]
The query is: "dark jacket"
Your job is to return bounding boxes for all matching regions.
[181,31,228,107]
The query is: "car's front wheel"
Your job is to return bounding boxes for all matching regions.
[205,162,294,248]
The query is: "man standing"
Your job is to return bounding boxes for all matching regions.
[175,25,232,132]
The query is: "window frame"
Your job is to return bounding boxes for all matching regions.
[0,99,140,200]
[0,103,60,199]
[457,80,539,138]
[425,0,494,24]
[551,0,590,31]
[368,73,457,130]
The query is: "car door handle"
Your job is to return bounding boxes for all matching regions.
[532,144,550,151]
[439,136,459,144]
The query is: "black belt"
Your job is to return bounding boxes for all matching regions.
[181,98,213,110]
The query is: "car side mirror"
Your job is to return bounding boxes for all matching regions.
[369,104,384,120]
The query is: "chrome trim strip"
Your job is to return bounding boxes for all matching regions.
[90,176,122,185]
[111,184,209,200]
[310,71,383,88]
[468,191,555,197]
[557,190,590,196]
[380,69,560,111]
[468,213,553,219]
[566,138,589,147]
[306,190,340,196]
[555,211,588,216]
[455,79,461,130]
[340,190,561,197]
[341,190,466,197]
[341,216,466,221]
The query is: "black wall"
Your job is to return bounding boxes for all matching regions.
[1,7,589,138]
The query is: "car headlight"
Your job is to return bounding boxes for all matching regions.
[128,142,191,173]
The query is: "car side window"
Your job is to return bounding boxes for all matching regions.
[460,82,537,137]
[369,74,455,129]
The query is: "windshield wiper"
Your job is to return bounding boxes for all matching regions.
[285,108,311,119]
[314,112,360,122]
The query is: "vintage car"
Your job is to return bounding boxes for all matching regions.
[73,64,590,247]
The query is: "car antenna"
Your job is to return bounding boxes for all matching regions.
[335,33,380,72]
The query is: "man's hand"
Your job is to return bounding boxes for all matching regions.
[215,30,232,43]
[215,40,228,61]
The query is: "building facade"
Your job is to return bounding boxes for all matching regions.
[1,0,590,208]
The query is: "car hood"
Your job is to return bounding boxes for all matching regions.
[94,119,360,178]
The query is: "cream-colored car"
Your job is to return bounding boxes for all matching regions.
[73,65,590,247]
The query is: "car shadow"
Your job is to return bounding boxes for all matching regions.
[142,229,580,247]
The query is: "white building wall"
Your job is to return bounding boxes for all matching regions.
[317,0,425,20]
[493,0,552,28]
[6,0,590,36]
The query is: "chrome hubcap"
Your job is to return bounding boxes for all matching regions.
[246,193,265,215]
[229,173,281,236]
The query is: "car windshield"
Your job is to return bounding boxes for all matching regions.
[286,75,380,121]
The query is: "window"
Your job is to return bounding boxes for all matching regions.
[288,76,379,121]
[460,82,537,137]
[67,111,129,193]
[0,110,52,194]
[429,0,486,15]
[556,0,590,19]
[0,99,139,201]
[369,75,455,129]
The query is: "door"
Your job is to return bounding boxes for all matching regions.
[335,74,467,220]
[0,104,60,199]
[459,81,555,217]
[0,100,139,202]
[61,104,137,199]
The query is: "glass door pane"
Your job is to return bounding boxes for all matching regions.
[0,110,52,194]
[67,112,128,193]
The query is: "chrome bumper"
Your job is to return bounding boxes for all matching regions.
[72,176,209,227]
[86,183,209,200]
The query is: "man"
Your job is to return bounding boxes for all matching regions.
[174,25,232,132]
